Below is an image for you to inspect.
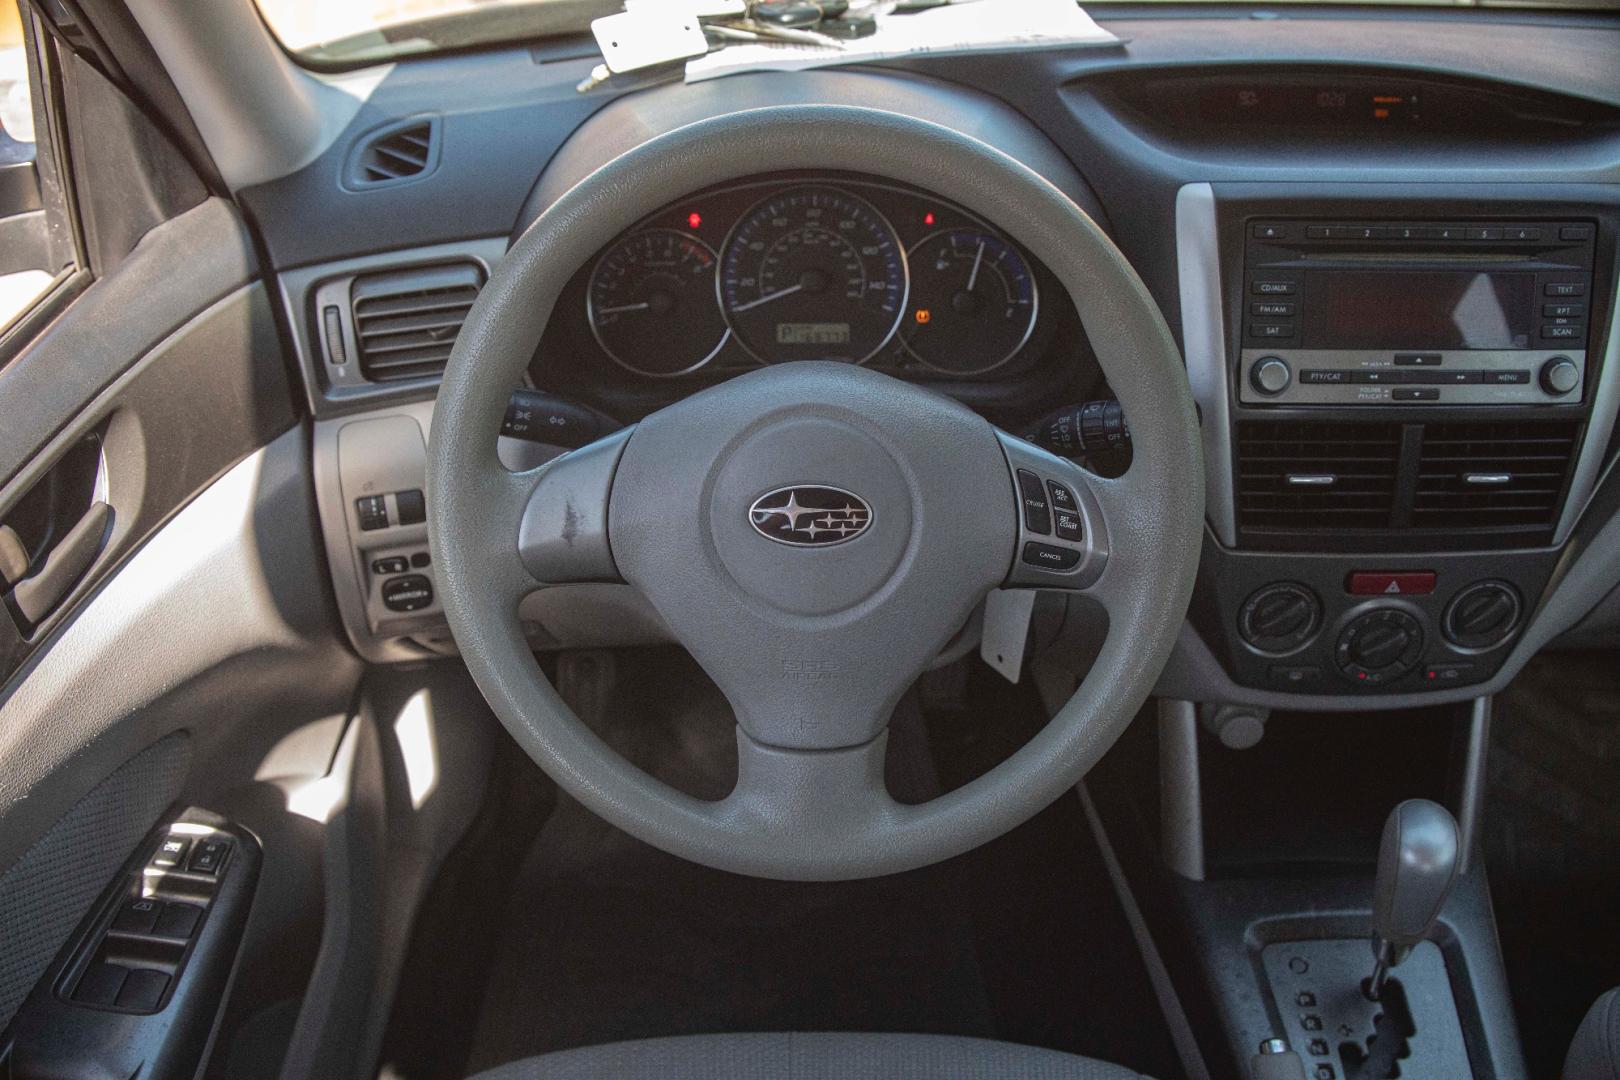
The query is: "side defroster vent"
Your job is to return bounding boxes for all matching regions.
[1412,421,1580,530]
[346,118,440,188]
[351,262,483,382]
[1236,420,1402,531]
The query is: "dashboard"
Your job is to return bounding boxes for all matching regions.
[266,8,1620,712]
[527,175,1094,422]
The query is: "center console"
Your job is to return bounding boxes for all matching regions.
[1174,183,1619,706]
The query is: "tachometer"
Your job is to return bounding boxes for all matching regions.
[900,229,1037,376]
[588,229,729,377]
[718,186,907,365]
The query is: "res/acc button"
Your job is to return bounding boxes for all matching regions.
[1347,571,1436,597]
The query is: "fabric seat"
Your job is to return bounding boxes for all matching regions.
[468,1032,1150,1079]
[1566,988,1620,1080]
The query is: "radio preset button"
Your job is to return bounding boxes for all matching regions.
[1251,301,1295,317]
[1252,281,1296,296]
[1560,225,1595,241]
[1507,227,1542,241]
[1541,325,1583,340]
[1251,357,1292,395]
[1541,357,1580,396]
[1393,353,1442,366]
[1392,388,1440,401]
[1545,283,1585,297]
[1466,227,1504,241]
[1252,224,1289,239]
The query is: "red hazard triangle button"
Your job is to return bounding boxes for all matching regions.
[1348,571,1437,596]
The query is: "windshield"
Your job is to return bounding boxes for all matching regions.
[254,0,1620,67]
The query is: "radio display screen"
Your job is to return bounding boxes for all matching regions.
[1304,270,1535,350]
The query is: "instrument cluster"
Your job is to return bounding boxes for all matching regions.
[551,176,1062,385]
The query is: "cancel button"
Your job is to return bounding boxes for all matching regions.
[1021,541,1081,572]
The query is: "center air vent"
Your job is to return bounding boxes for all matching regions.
[351,262,483,382]
[346,118,440,188]
[1236,421,1402,531]
[1412,421,1581,530]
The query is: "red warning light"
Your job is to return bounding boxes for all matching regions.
[687,211,703,229]
[924,212,936,226]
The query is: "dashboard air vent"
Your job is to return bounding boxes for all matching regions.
[351,262,483,382]
[348,119,439,188]
[1412,421,1580,530]
[1236,420,1402,531]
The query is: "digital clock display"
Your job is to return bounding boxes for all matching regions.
[775,322,851,346]
[1204,83,1421,126]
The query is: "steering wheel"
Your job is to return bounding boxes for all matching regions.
[428,105,1202,881]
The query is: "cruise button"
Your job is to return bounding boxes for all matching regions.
[1016,470,1051,535]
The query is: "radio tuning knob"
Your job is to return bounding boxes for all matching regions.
[1540,356,1579,396]
[1251,356,1292,396]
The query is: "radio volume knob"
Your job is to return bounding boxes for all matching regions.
[1251,356,1292,396]
[1540,356,1579,396]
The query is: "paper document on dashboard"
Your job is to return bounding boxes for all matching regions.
[684,0,1120,83]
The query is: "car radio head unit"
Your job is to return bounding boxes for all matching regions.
[1238,221,1595,405]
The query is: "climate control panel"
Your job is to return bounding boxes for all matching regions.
[1203,539,1554,696]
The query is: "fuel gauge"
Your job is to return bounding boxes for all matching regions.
[900,229,1037,376]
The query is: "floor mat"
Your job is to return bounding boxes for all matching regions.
[1486,651,1620,1078]
[401,649,1181,1079]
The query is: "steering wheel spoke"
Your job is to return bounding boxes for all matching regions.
[516,426,633,586]
[719,727,898,843]
[995,430,1111,593]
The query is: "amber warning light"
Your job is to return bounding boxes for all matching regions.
[915,309,931,324]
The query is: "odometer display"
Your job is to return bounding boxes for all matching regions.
[719,187,907,365]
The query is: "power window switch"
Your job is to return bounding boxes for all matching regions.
[188,837,230,876]
[74,963,129,1006]
[115,969,170,1012]
[150,836,190,869]
[153,902,203,941]
[112,897,162,934]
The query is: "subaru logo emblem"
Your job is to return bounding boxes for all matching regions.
[748,486,872,547]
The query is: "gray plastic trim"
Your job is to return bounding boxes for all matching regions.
[122,0,391,190]
[1175,183,1237,548]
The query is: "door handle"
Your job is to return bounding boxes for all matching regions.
[10,500,112,625]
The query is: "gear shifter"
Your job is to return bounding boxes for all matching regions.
[1367,799,1460,1001]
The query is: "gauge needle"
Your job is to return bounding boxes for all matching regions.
[730,283,804,313]
[596,301,652,315]
[965,240,986,293]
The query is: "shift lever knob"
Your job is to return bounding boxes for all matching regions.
[1368,799,1459,999]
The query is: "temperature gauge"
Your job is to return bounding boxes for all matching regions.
[900,229,1036,376]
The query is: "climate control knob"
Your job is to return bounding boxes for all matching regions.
[1443,581,1521,650]
[1540,356,1579,396]
[1251,356,1292,396]
[1336,608,1424,685]
[1239,583,1321,654]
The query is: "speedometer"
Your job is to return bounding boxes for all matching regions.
[718,186,907,365]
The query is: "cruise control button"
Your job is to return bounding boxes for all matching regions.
[1053,510,1084,542]
[1021,542,1080,572]
[1046,481,1078,514]
[1016,470,1051,535]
